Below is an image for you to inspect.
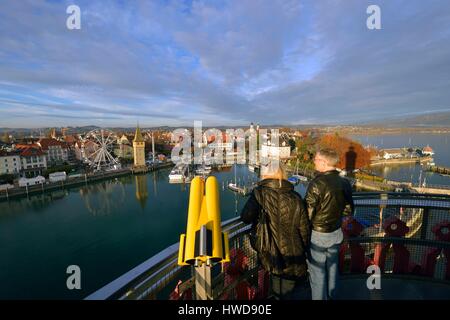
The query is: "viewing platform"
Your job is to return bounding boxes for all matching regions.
[86,192,450,300]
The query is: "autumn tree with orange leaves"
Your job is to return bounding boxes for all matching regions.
[318,133,373,170]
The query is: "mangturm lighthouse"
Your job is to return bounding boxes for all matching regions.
[132,125,148,173]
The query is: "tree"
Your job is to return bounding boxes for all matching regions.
[1,132,10,143]
[318,134,372,169]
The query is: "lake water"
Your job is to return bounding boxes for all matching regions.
[350,133,450,186]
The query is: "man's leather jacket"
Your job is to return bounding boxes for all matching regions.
[305,170,354,233]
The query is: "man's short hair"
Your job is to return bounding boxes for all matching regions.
[317,148,340,166]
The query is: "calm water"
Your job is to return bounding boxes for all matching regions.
[0,165,306,299]
[351,133,450,186]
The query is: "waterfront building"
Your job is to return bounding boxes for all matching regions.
[132,126,147,173]
[422,145,435,156]
[381,148,405,160]
[18,175,45,187]
[0,151,21,175]
[260,140,291,160]
[16,145,47,178]
[49,171,67,183]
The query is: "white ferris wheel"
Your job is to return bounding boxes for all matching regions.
[81,129,120,171]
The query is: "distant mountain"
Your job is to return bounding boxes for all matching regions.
[363,111,450,127]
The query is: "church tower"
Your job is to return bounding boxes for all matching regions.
[132,125,147,173]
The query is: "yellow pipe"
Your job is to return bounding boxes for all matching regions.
[178,175,229,266]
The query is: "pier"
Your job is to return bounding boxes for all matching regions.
[370,155,433,166]
[426,165,450,176]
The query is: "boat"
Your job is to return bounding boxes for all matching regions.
[227,182,255,196]
[195,164,212,175]
[291,174,308,182]
[227,182,241,193]
[169,164,191,183]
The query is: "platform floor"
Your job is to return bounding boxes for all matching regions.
[337,276,450,300]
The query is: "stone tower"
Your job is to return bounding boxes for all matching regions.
[133,125,147,172]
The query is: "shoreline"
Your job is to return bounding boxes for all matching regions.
[0,162,173,202]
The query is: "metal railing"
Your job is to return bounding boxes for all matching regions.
[86,192,450,300]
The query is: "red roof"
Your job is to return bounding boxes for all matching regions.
[423,145,433,152]
[63,135,78,144]
[38,138,68,150]
[15,143,40,150]
[19,146,45,157]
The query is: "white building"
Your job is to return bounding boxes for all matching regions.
[38,138,69,165]
[0,151,22,175]
[260,141,291,160]
[16,146,47,178]
[18,175,45,187]
[381,148,404,160]
[49,171,67,183]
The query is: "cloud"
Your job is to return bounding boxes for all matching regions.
[0,0,449,127]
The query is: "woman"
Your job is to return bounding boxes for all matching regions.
[240,164,311,299]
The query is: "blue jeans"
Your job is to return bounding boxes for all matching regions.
[307,229,343,300]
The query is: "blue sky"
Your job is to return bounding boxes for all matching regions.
[0,0,449,128]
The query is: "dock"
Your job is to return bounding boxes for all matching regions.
[370,155,433,166]
[426,165,450,176]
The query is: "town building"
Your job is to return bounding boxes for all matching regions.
[37,138,69,166]
[422,145,435,156]
[381,148,405,160]
[115,134,133,159]
[0,151,22,175]
[260,141,291,160]
[15,145,47,178]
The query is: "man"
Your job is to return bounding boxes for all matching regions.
[305,148,354,300]
[240,164,311,300]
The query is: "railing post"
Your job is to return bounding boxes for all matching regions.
[194,262,213,300]
[379,193,388,233]
[420,207,430,240]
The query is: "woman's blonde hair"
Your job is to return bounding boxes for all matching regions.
[261,162,287,187]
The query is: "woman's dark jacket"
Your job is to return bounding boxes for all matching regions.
[240,178,310,279]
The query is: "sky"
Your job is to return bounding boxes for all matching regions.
[0,0,450,128]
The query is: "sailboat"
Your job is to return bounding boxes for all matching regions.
[228,164,239,191]
[289,158,308,184]
[228,164,255,196]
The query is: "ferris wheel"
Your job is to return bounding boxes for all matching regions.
[81,129,120,171]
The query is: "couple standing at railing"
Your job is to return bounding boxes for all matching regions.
[240,148,354,300]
